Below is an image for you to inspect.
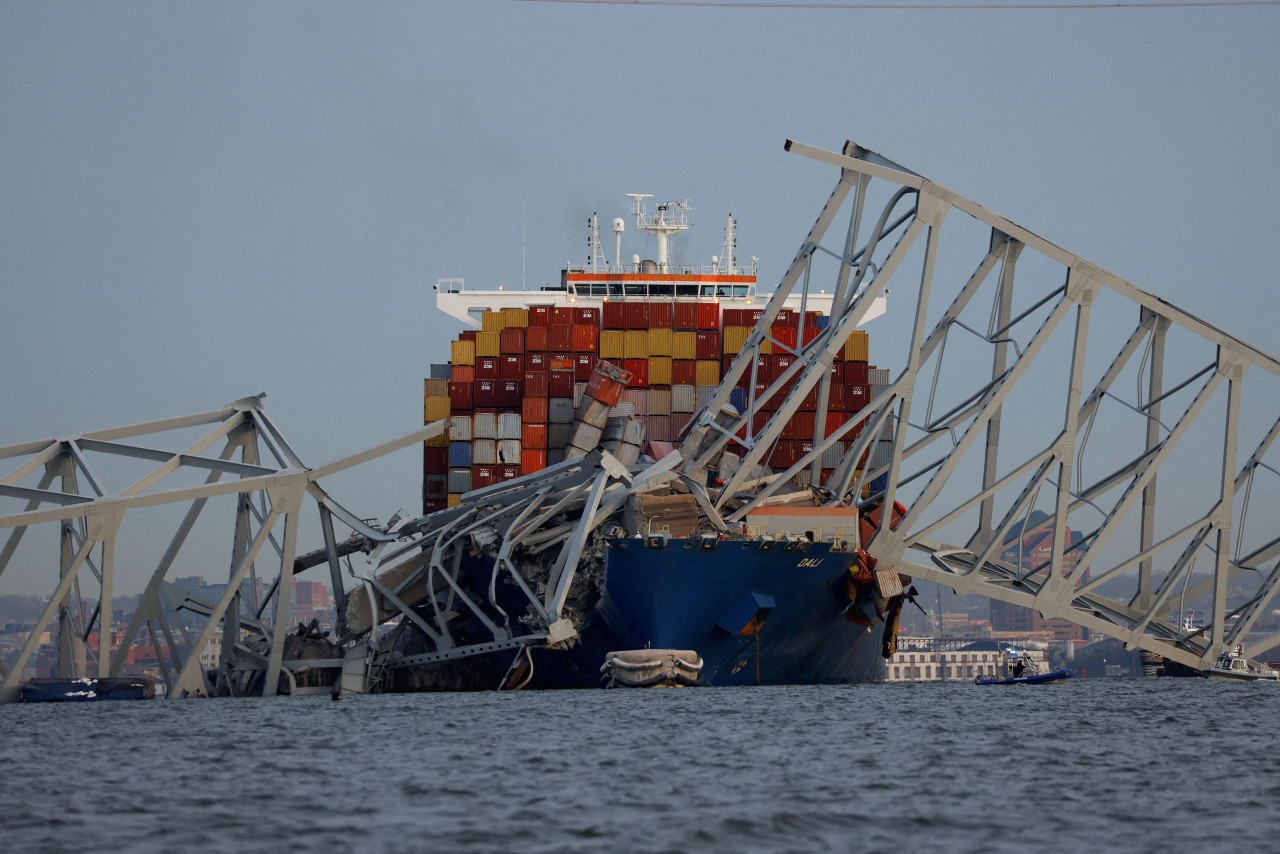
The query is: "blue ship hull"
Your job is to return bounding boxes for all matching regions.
[517,537,888,688]
[20,677,155,702]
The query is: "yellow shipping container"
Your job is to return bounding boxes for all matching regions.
[451,338,476,366]
[424,432,449,449]
[600,330,625,360]
[447,494,463,508]
[723,326,751,353]
[647,328,674,357]
[424,395,451,423]
[476,331,501,358]
[502,307,529,328]
[423,378,449,397]
[481,311,506,333]
[695,360,720,386]
[648,356,673,387]
[624,330,649,359]
[673,330,697,360]
[844,330,870,362]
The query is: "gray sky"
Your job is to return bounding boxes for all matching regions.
[2,1,1278,594]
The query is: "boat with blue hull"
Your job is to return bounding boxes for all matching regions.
[513,537,889,688]
[20,676,155,702]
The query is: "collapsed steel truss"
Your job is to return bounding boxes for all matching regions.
[3,138,1278,700]
[682,140,1280,672]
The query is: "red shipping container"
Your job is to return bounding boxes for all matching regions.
[521,449,547,475]
[722,308,742,327]
[672,412,692,438]
[695,331,720,360]
[529,305,552,327]
[744,307,766,326]
[499,465,521,481]
[422,499,446,514]
[574,306,600,325]
[549,357,575,372]
[523,396,549,423]
[649,302,674,329]
[844,360,870,385]
[772,325,798,352]
[672,359,697,385]
[524,371,549,397]
[572,324,599,353]
[827,383,847,412]
[696,302,720,330]
[647,415,672,442]
[769,440,798,469]
[549,370,575,398]
[525,325,549,352]
[451,364,475,384]
[497,379,523,408]
[802,326,822,346]
[803,311,821,329]
[752,354,774,383]
[773,354,796,378]
[449,381,474,411]
[549,324,573,353]
[784,411,817,441]
[574,352,595,382]
[522,422,548,449]
[552,306,575,325]
[474,379,498,407]
[423,446,449,473]
[775,308,797,327]
[499,355,524,380]
[459,330,478,342]
[527,352,550,371]
[476,356,499,380]
[848,383,871,411]
[585,370,625,407]
[674,301,698,329]
[826,411,862,440]
[624,302,649,330]
[798,384,819,412]
[623,359,649,387]
[500,326,525,354]
[472,465,498,489]
[603,301,626,329]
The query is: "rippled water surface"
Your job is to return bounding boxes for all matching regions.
[3,679,1278,853]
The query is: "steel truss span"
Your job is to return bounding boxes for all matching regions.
[680,139,1279,674]
[3,138,1277,700]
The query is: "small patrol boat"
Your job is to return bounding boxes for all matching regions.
[1205,645,1280,681]
[975,648,1073,686]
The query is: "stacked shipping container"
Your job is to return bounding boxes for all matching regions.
[424,301,876,513]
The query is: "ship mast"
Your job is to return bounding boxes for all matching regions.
[628,194,692,272]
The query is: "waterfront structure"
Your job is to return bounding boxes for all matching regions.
[884,638,1046,682]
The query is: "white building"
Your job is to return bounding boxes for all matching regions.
[884,638,1048,682]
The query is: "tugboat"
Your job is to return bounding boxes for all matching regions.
[975,647,1073,686]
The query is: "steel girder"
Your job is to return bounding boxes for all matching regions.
[0,395,439,702]
[682,139,1280,672]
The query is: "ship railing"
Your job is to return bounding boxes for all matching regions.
[566,261,758,277]
[567,281,757,300]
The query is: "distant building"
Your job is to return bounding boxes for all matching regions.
[885,637,1048,681]
[990,511,1089,643]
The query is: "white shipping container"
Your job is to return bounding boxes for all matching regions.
[565,444,589,461]
[623,417,646,445]
[571,423,603,451]
[472,438,497,465]
[573,382,586,407]
[671,385,696,413]
[549,398,575,423]
[548,422,573,448]
[602,416,627,442]
[610,402,636,418]
[869,368,891,385]
[447,467,472,493]
[449,415,473,442]
[472,411,498,439]
[647,388,672,416]
[576,398,612,429]
[548,447,567,466]
[870,439,894,469]
[621,388,648,415]
[615,442,640,466]
[821,441,845,469]
[497,439,522,465]
[497,412,522,440]
[695,385,717,410]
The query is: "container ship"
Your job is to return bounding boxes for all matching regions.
[380,196,903,689]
